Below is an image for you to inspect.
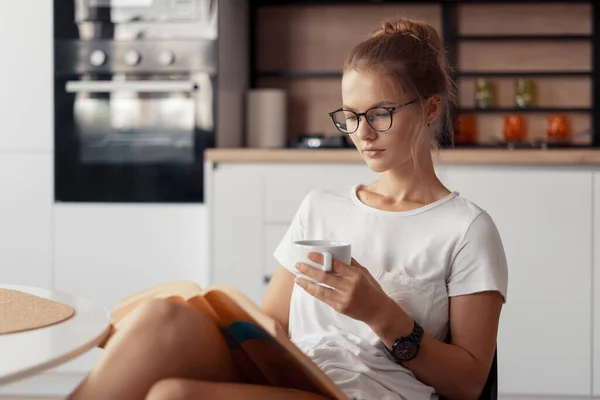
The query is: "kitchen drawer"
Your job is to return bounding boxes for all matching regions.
[263,164,376,223]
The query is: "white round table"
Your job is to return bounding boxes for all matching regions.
[0,284,111,386]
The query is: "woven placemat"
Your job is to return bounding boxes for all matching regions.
[0,289,75,335]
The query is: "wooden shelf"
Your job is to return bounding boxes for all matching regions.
[256,71,343,79]
[205,148,600,165]
[252,0,591,4]
[258,71,593,79]
[459,107,591,113]
[455,71,592,77]
[456,34,592,41]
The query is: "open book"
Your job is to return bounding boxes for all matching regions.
[100,281,348,400]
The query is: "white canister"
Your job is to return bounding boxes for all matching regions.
[246,89,287,148]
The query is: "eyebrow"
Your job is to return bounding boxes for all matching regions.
[342,101,396,111]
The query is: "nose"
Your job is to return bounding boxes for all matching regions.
[354,116,377,141]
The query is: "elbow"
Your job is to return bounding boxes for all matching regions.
[463,374,488,400]
[445,387,480,400]
[445,376,486,400]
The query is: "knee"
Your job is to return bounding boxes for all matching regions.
[125,299,195,347]
[131,298,184,328]
[146,379,195,400]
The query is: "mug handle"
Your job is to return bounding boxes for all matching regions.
[322,251,332,272]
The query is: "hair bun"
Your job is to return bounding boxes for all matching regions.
[372,18,444,54]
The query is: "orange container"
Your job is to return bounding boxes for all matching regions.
[455,115,477,144]
[547,115,571,141]
[503,115,526,142]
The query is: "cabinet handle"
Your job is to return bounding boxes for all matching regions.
[263,275,272,284]
[65,80,199,93]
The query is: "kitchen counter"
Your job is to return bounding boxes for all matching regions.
[205,148,600,165]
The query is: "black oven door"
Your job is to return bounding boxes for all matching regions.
[55,74,215,203]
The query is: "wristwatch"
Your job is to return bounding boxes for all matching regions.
[388,321,424,363]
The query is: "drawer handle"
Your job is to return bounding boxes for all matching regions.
[264,275,272,284]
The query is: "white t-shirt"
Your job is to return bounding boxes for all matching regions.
[273,185,508,400]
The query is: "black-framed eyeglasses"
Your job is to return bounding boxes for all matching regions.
[328,99,419,134]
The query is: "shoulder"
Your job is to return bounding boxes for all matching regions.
[298,186,356,210]
[434,194,495,235]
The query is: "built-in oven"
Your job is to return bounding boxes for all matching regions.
[53,0,244,202]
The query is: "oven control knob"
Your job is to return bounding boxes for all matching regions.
[124,50,141,66]
[90,50,107,67]
[158,50,175,66]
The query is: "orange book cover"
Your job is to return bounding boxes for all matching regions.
[102,281,348,400]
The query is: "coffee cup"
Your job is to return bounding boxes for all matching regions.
[292,240,351,284]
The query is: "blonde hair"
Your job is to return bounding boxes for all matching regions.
[343,18,457,151]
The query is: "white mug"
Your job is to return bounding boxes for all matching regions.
[292,240,351,284]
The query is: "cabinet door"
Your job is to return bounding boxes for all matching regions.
[262,223,289,299]
[263,164,377,223]
[437,166,592,396]
[53,204,208,373]
[208,164,264,304]
[0,154,52,288]
[0,1,52,151]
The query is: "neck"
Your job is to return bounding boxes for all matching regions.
[374,149,448,204]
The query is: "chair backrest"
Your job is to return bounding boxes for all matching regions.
[478,348,498,400]
[439,348,497,400]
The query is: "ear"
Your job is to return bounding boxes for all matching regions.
[425,95,443,124]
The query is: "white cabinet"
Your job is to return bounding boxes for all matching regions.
[263,165,376,222]
[209,162,596,398]
[437,166,593,396]
[594,171,600,396]
[0,1,52,151]
[0,154,52,288]
[54,204,209,311]
[207,164,264,303]
[53,204,209,373]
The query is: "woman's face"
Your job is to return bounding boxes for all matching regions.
[341,69,431,173]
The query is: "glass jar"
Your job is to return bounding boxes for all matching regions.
[475,79,495,108]
[515,79,536,108]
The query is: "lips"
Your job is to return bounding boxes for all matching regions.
[362,148,385,158]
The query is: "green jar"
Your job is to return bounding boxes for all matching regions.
[515,79,536,108]
[475,79,495,108]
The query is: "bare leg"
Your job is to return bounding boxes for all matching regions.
[146,379,329,400]
[68,299,246,400]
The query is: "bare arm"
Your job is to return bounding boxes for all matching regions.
[371,291,503,400]
[260,266,296,335]
[296,253,503,400]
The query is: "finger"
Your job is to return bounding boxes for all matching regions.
[307,252,351,276]
[295,262,348,288]
[295,277,342,304]
[307,252,325,265]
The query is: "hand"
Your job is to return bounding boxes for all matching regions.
[295,252,398,326]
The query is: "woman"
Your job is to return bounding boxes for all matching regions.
[68,18,507,400]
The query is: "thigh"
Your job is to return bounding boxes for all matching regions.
[108,298,246,382]
[146,378,331,400]
[70,299,246,400]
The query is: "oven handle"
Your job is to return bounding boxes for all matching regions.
[65,80,199,93]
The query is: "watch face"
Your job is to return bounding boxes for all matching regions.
[393,341,418,361]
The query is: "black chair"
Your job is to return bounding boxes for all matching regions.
[440,348,497,400]
[479,348,498,400]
